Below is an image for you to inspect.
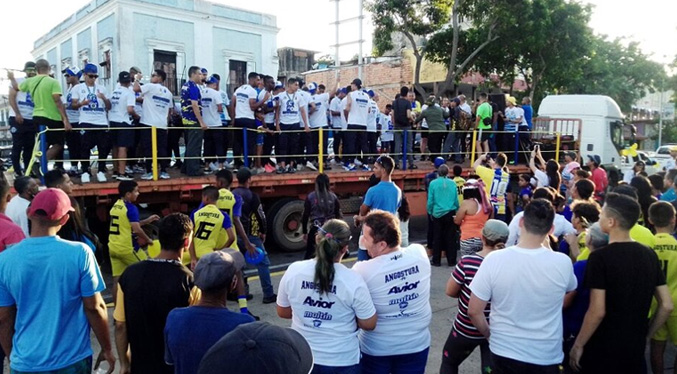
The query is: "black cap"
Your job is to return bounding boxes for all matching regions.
[197,322,314,374]
[23,61,36,71]
[351,78,362,87]
[118,71,131,83]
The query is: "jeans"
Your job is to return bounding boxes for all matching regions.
[431,210,457,265]
[332,129,343,161]
[443,131,462,162]
[203,126,226,164]
[361,347,429,374]
[393,128,413,166]
[233,118,257,167]
[343,125,368,165]
[491,353,560,374]
[140,125,169,173]
[278,124,300,165]
[311,363,361,374]
[440,330,491,374]
[183,125,204,176]
[238,235,275,298]
[9,117,36,175]
[80,123,111,172]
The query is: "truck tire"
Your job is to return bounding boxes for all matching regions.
[268,199,306,252]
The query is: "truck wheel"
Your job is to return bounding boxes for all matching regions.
[268,199,306,252]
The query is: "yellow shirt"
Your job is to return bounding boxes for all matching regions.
[191,204,232,260]
[652,233,677,316]
[453,176,465,205]
[476,165,509,215]
[576,232,589,261]
[217,188,239,242]
[631,224,656,248]
[108,199,139,255]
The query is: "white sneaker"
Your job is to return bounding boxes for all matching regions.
[96,171,107,183]
[208,162,220,172]
[141,173,153,180]
[125,166,134,174]
[354,159,363,166]
[81,173,91,183]
[305,161,318,171]
[160,172,170,180]
[133,165,146,174]
[225,161,235,170]
[296,164,304,171]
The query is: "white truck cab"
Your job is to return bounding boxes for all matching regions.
[537,95,626,167]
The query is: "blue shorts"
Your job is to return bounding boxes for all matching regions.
[256,134,264,146]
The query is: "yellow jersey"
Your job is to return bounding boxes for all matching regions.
[109,199,140,254]
[476,165,509,216]
[631,224,656,248]
[576,232,589,261]
[191,204,233,260]
[217,188,241,242]
[652,233,677,316]
[453,176,465,205]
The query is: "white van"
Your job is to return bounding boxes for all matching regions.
[537,95,625,167]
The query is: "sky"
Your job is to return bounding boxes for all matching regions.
[0,0,675,75]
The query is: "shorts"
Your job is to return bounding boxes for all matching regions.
[654,314,677,344]
[111,121,135,148]
[33,116,65,146]
[420,129,429,139]
[110,248,148,277]
[479,129,491,142]
[460,237,483,257]
[256,133,264,146]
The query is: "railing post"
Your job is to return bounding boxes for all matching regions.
[514,128,520,164]
[243,127,249,168]
[471,129,478,166]
[402,129,408,171]
[555,132,561,162]
[39,126,48,183]
[151,126,158,181]
[319,127,324,173]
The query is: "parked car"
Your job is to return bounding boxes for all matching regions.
[621,151,661,183]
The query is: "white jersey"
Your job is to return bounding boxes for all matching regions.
[276,91,304,125]
[63,85,80,123]
[329,97,345,130]
[138,83,173,128]
[219,90,230,122]
[298,90,312,127]
[134,88,143,119]
[9,78,34,120]
[367,99,378,132]
[352,244,432,356]
[201,87,223,127]
[234,84,257,120]
[420,104,429,129]
[71,83,109,126]
[277,259,376,366]
[108,86,136,124]
[309,93,330,128]
[347,90,369,126]
[264,92,277,124]
[379,112,394,142]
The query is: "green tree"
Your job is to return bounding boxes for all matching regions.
[368,0,453,97]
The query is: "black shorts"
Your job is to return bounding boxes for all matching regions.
[33,116,65,146]
[110,121,135,148]
[420,129,429,139]
[479,129,491,142]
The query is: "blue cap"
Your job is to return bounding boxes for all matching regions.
[206,75,219,85]
[83,63,98,74]
[307,82,317,93]
[244,247,265,265]
[367,90,375,98]
[434,157,445,168]
[339,88,347,94]
[201,68,208,74]
[274,80,283,89]
[63,66,82,78]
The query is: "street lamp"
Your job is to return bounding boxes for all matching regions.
[659,77,664,147]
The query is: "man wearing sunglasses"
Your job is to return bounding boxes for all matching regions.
[70,64,111,183]
[7,62,37,177]
[62,66,83,176]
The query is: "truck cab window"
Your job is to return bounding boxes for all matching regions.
[610,120,624,151]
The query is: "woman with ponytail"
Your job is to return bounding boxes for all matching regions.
[302,173,343,259]
[454,179,492,257]
[277,219,377,374]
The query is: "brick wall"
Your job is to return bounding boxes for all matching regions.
[304,55,414,111]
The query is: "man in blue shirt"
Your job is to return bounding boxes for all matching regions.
[0,188,113,373]
[165,250,254,374]
[354,155,402,261]
[181,66,208,176]
[521,97,533,130]
[427,164,460,266]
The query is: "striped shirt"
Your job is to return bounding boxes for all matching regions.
[451,254,490,339]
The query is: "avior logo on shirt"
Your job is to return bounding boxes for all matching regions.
[303,296,335,309]
[388,281,420,295]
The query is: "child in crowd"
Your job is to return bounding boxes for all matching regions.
[649,173,665,199]
[564,202,601,262]
[517,174,533,213]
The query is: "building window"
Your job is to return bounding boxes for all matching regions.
[101,50,111,80]
[228,60,247,96]
[154,50,178,95]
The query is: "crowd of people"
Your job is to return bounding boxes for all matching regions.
[7,59,537,182]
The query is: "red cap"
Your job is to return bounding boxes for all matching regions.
[28,188,74,220]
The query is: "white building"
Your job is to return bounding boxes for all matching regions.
[32,0,279,95]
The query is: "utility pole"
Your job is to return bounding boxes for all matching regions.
[659,77,665,147]
[330,0,365,81]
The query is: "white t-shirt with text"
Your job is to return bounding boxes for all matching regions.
[277,260,376,366]
[138,83,173,128]
[330,97,346,130]
[367,99,378,132]
[309,93,330,128]
[352,244,432,356]
[276,91,304,125]
[108,86,136,124]
[234,84,257,120]
[9,78,34,120]
[201,87,223,127]
[71,83,108,126]
[346,90,369,126]
[63,85,80,123]
[219,90,230,122]
[470,246,577,365]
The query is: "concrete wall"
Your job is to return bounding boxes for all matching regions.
[77,28,92,56]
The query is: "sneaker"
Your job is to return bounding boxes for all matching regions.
[287,165,297,174]
[69,166,80,176]
[141,173,153,180]
[343,164,357,171]
[354,159,363,166]
[254,167,265,174]
[361,165,371,171]
[81,173,91,183]
[225,161,235,170]
[265,164,276,173]
[133,165,146,174]
[262,294,277,304]
[247,310,261,321]
[209,162,221,172]
[125,166,134,174]
[276,166,286,174]
[113,172,120,180]
[296,164,304,172]
[305,161,318,171]
[96,171,107,183]
[117,174,134,181]
[160,172,171,180]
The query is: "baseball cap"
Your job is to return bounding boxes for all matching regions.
[587,154,601,165]
[339,87,347,94]
[482,219,509,242]
[367,89,375,98]
[206,75,219,85]
[28,188,74,220]
[201,68,208,74]
[434,157,445,168]
[83,63,98,75]
[351,78,362,87]
[118,71,131,83]
[194,251,239,292]
[23,61,36,71]
[197,322,314,374]
[62,66,82,78]
[274,80,283,89]
[307,82,317,93]
[565,151,577,160]
[463,178,480,190]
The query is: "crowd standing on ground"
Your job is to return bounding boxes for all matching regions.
[6,59,677,374]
